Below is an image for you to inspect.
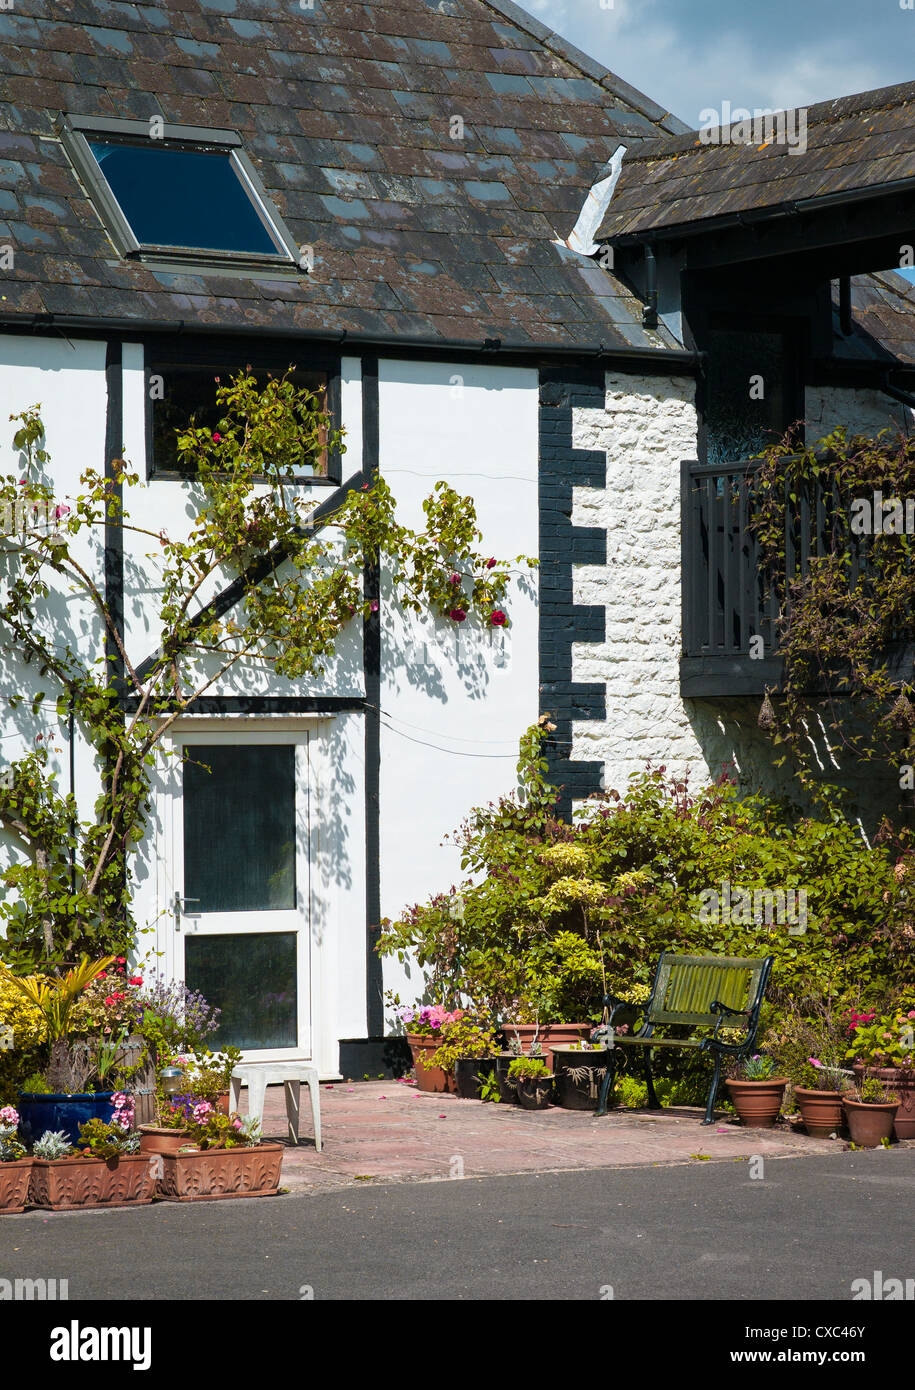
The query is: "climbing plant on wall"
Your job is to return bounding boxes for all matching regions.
[0,370,533,969]
[750,425,915,803]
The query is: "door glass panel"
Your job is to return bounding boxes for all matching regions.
[183,744,296,912]
[185,933,298,1049]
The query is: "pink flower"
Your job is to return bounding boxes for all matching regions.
[232,1117,242,1129]
[449,572,461,586]
[448,608,467,623]
[489,610,507,626]
[54,504,70,519]
[212,432,221,443]
[128,975,143,986]
[370,599,379,613]
[193,1102,214,1122]
[0,1105,18,1125]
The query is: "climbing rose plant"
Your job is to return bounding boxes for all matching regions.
[0,370,533,968]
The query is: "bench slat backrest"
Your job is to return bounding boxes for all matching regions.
[647,953,771,1028]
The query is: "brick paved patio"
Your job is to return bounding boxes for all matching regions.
[256,1080,853,1193]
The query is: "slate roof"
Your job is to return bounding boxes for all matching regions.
[0,0,689,352]
[599,82,915,242]
[836,270,915,367]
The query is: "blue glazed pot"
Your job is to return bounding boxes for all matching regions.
[17,1092,116,1146]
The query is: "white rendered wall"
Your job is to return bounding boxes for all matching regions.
[0,335,109,898]
[377,360,540,1015]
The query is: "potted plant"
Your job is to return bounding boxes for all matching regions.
[429,1015,500,1099]
[846,1002,915,1140]
[154,1108,283,1202]
[551,1040,611,1111]
[725,1054,788,1128]
[507,1056,554,1110]
[843,1072,900,1148]
[792,1058,853,1138]
[29,1096,154,1211]
[0,1106,32,1214]
[2,954,122,1143]
[396,1003,461,1093]
[494,1033,542,1103]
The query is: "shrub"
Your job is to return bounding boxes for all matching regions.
[380,725,915,1086]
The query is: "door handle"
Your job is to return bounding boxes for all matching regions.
[173,893,200,932]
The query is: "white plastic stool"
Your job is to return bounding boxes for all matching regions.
[230,1063,322,1151]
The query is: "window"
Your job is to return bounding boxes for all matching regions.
[61,115,299,269]
[146,347,337,483]
[704,320,802,466]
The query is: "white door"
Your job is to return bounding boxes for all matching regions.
[166,730,311,1061]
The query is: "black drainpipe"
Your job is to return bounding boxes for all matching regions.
[839,277,853,337]
[642,244,658,330]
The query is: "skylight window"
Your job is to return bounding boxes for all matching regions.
[61,115,299,269]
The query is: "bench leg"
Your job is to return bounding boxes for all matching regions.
[595,1050,617,1118]
[643,1050,661,1110]
[229,1075,242,1115]
[703,1053,723,1125]
[284,1080,301,1145]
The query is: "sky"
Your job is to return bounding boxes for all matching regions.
[525,0,914,126]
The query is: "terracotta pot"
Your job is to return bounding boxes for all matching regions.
[0,1157,33,1214]
[156,1143,284,1202]
[29,1154,155,1211]
[138,1125,192,1157]
[852,1065,915,1140]
[725,1077,788,1128]
[551,1047,610,1111]
[406,1034,455,1093]
[844,1097,899,1148]
[216,1091,231,1116]
[515,1076,554,1110]
[500,1024,591,1070]
[794,1087,845,1138]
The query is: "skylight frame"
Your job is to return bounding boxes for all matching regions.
[60,114,301,271]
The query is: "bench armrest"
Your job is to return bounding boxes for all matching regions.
[601,992,637,1027]
[708,999,752,1047]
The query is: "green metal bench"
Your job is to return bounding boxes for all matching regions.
[595,952,774,1124]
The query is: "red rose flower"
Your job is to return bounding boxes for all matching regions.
[449,572,461,585]
[448,607,467,623]
[128,975,143,986]
[485,557,497,569]
[490,610,507,626]
[212,432,221,443]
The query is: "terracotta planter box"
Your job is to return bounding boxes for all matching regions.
[29,1154,155,1211]
[157,1143,284,1202]
[794,1087,845,1138]
[844,1097,899,1148]
[500,1024,591,1071]
[406,1034,455,1094]
[0,1158,33,1214]
[852,1065,915,1140]
[725,1078,788,1128]
[138,1125,191,1157]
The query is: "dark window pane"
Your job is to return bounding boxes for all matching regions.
[88,141,279,255]
[706,329,789,466]
[149,362,328,477]
[185,933,298,1049]
[183,745,296,912]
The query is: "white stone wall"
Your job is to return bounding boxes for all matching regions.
[806,385,914,442]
